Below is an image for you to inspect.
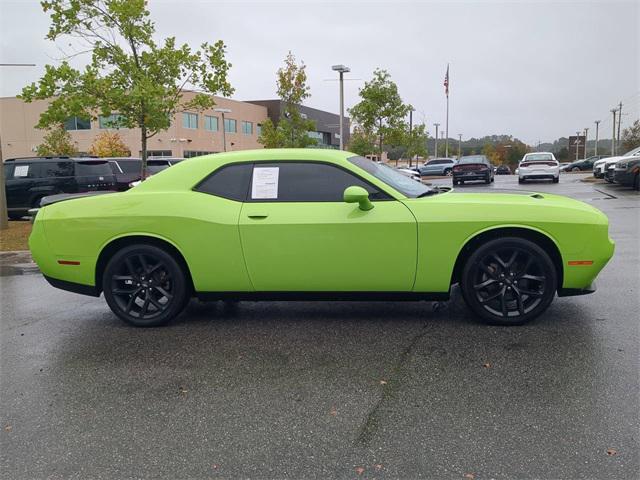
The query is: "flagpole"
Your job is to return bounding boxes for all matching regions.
[445,63,449,157]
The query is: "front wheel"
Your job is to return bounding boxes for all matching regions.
[571,167,580,172]
[444,169,452,176]
[103,244,190,327]
[460,237,557,325]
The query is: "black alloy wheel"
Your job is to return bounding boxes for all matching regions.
[460,237,557,325]
[103,244,190,327]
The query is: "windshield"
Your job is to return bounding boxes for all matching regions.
[348,156,432,198]
[458,155,486,164]
[523,153,553,162]
[622,146,640,157]
[74,161,113,176]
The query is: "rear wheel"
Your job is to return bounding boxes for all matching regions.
[453,179,459,185]
[553,176,559,183]
[571,167,580,172]
[103,244,190,327]
[460,237,557,325]
[633,173,639,191]
[444,168,452,176]
[518,177,525,184]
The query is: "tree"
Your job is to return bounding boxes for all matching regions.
[349,69,410,154]
[622,119,640,152]
[258,51,317,148]
[36,125,78,156]
[347,127,377,157]
[20,0,233,178]
[89,131,130,157]
[403,124,428,161]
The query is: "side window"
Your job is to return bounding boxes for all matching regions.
[4,164,15,179]
[33,162,74,178]
[118,161,142,173]
[195,163,252,201]
[248,162,388,202]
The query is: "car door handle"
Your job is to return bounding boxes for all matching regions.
[247,214,268,220]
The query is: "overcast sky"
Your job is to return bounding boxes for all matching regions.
[0,0,638,144]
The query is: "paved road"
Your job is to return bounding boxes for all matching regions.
[1,174,638,479]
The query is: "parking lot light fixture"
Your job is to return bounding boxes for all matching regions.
[214,108,232,152]
[332,65,350,150]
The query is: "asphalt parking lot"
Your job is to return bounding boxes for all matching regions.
[1,173,638,479]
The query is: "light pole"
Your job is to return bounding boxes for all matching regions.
[610,109,617,156]
[332,64,350,150]
[583,127,589,159]
[457,134,462,159]
[433,123,440,158]
[575,131,581,161]
[214,108,231,152]
[594,120,600,156]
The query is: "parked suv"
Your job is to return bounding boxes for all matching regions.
[4,157,116,219]
[418,158,456,176]
[108,157,184,190]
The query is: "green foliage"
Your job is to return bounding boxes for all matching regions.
[349,69,410,153]
[258,51,317,148]
[348,128,377,156]
[20,0,233,175]
[403,124,428,159]
[622,119,640,152]
[36,125,77,156]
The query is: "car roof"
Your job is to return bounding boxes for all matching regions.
[131,148,406,197]
[524,152,554,156]
[4,156,107,163]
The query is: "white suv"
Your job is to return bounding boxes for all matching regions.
[518,152,560,184]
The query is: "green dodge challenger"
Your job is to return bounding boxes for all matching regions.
[29,149,614,327]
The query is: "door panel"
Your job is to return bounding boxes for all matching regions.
[239,201,417,291]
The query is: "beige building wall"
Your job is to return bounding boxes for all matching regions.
[0,91,268,159]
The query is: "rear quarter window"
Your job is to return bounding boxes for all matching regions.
[74,161,113,176]
[195,163,253,201]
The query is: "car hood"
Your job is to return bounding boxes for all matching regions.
[413,188,607,220]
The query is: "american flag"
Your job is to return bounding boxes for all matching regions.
[444,64,449,96]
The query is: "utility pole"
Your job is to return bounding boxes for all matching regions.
[611,109,617,156]
[433,123,440,158]
[594,120,600,156]
[617,101,623,150]
[575,131,581,161]
[332,65,350,150]
[408,107,413,167]
[583,127,589,159]
[457,134,462,159]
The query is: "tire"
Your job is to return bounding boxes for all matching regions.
[553,176,559,183]
[490,176,495,183]
[459,237,557,326]
[102,244,190,327]
[518,178,525,184]
[633,173,639,191]
[485,177,490,184]
[453,180,458,185]
[8,212,24,220]
[571,167,580,172]
[444,169,452,176]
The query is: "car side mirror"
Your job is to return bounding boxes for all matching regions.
[343,186,374,211]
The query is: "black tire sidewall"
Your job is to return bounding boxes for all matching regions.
[103,244,188,327]
[460,237,557,325]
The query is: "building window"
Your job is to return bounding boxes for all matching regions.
[224,118,237,133]
[144,150,173,157]
[182,112,198,129]
[204,115,219,132]
[241,121,253,135]
[184,150,216,158]
[256,124,262,136]
[64,116,91,131]
[98,114,126,129]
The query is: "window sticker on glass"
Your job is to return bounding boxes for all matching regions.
[251,167,279,199]
[14,165,29,177]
